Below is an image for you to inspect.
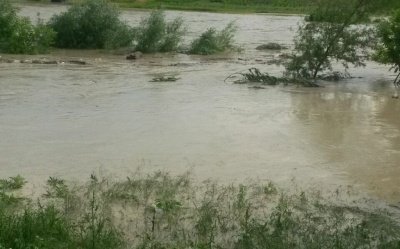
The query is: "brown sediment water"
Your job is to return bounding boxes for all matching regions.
[1,5,400,203]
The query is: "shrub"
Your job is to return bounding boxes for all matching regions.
[189,21,238,55]
[6,18,56,54]
[48,0,133,49]
[134,10,186,53]
[0,0,55,54]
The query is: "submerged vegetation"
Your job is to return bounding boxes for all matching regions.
[48,0,133,49]
[134,10,186,53]
[189,21,239,55]
[0,172,400,248]
[1,0,239,54]
[284,0,376,81]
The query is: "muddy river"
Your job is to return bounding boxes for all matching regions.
[1,4,400,203]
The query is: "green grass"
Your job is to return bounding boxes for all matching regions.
[22,0,400,14]
[1,172,400,249]
[21,0,313,14]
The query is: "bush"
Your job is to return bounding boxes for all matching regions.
[134,10,186,53]
[48,0,133,49]
[189,21,238,55]
[6,18,55,54]
[0,0,55,54]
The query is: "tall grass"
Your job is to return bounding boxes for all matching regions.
[1,172,399,249]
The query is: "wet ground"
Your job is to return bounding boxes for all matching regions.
[1,4,400,203]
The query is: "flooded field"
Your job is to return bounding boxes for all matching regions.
[1,4,400,203]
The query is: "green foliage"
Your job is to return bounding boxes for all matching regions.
[134,10,186,53]
[0,206,71,249]
[0,175,26,191]
[284,0,376,80]
[44,177,69,198]
[0,0,17,49]
[373,9,400,73]
[0,0,55,54]
[6,18,56,54]
[1,172,400,248]
[48,0,133,49]
[189,21,238,55]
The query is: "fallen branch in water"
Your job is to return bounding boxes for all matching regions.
[225,68,319,87]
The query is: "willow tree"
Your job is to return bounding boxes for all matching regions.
[284,0,380,82]
[373,10,400,98]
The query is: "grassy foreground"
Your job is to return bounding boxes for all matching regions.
[1,172,400,249]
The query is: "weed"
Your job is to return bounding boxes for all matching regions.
[0,175,26,191]
[1,171,399,248]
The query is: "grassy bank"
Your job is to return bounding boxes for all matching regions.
[23,0,400,14]
[22,0,312,14]
[1,172,400,248]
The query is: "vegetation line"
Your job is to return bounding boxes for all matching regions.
[1,172,400,249]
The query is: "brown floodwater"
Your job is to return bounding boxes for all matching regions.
[1,4,400,203]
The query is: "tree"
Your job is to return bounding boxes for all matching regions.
[373,9,400,97]
[284,0,377,82]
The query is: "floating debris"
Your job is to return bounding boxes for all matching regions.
[0,57,88,65]
[226,68,319,87]
[150,76,180,82]
[32,60,58,65]
[126,52,142,60]
[68,60,87,65]
[317,71,353,81]
[248,85,266,89]
[256,43,288,50]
